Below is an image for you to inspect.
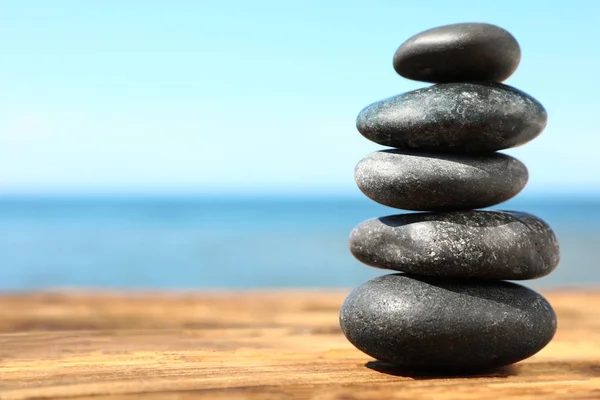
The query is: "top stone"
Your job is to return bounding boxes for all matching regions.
[393,23,521,83]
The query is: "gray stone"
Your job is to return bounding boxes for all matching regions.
[355,150,528,211]
[393,23,521,83]
[356,82,547,153]
[349,211,560,280]
[339,274,557,372]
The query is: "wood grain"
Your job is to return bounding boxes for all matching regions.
[0,289,599,399]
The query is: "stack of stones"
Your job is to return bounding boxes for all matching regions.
[339,23,560,373]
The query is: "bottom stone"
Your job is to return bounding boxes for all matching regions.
[339,274,556,373]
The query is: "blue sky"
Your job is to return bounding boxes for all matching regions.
[0,1,597,196]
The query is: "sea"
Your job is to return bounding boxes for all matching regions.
[0,195,598,291]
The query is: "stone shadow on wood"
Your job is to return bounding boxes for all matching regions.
[365,360,517,379]
[366,360,600,379]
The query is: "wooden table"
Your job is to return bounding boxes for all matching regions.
[0,290,599,399]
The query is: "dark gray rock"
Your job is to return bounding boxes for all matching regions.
[349,211,559,280]
[356,82,547,153]
[355,150,528,211]
[393,23,521,83]
[339,274,557,372]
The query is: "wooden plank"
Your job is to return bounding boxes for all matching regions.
[0,290,599,399]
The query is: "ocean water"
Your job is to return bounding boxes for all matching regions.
[0,196,598,290]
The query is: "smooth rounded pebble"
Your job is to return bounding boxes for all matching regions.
[356,82,547,153]
[349,211,559,280]
[393,23,521,83]
[339,274,557,372]
[354,150,528,211]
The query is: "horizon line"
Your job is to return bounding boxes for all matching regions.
[0,191,597,200]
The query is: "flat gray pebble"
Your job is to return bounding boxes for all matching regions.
[349,211,560,280]
[339,274,557,372]
[393,23,521,83]
[356,82,547,153]
[355,150,528,211]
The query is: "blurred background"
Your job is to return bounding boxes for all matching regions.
[0,1,598,291]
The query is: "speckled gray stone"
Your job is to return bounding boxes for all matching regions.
[393,23,521,83]
[355,150,528,211]
[349,211,559,280]
[339,274,557,372]
[356,82,547,153]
